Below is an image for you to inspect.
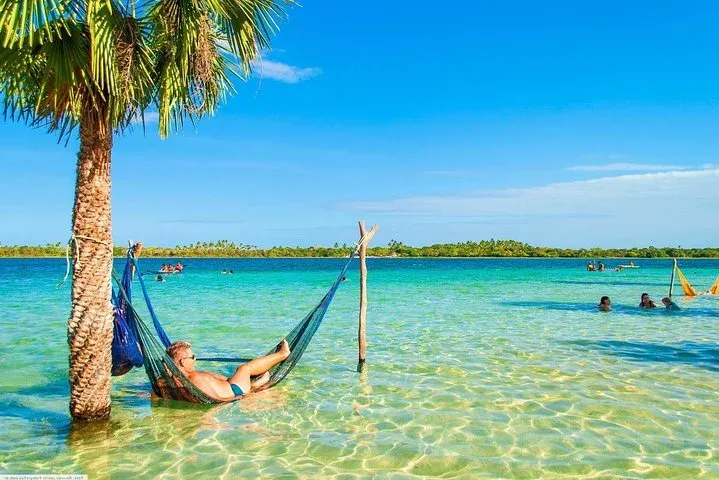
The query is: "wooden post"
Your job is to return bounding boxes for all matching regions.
[669,258,677,298]
[357,221,378,372]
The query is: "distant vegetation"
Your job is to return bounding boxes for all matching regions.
[1,239,718,258]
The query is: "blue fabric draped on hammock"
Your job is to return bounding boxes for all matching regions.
[111,247,170,376]
[111,244,357,403]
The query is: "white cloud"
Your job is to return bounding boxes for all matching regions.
[131,111,159,125]
[567,163,688,172]
[211,42,321,84]
[342,169,719,246]
[251,59,322,84]
[344,169,719,217]
[143,112,160,123]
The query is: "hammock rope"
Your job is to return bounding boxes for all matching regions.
[57,233,114,288]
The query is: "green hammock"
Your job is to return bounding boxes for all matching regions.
[114,251,358,404]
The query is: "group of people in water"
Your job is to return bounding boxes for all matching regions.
[155,262,184,281]
[588,260,636,272]
[587,261,606,272]
[598,293,679,312]
[159,262,184,273]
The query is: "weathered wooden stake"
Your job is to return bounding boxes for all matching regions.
[357,221,378,372]
[668,258,676,298]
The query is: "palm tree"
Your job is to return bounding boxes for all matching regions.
[0,0,292,421]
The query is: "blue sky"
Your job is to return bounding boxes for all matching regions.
[1,0,718,248]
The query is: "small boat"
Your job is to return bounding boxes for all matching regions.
[152,262,185,275]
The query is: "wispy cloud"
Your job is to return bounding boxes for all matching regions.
[567,163,688,172]
[210,42,321,84]
[337,168,719,246]
[343,169,719,218]
[131,111,159,125]
[252,59,322,84]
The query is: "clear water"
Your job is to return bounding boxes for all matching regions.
[1,258,718,479]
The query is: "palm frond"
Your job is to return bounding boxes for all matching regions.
[110,13,154,130]
[0,17,90,138]
[0,0,81,47]
[1,0,294,141]
[33,19,90,131]
[0,42,43,121]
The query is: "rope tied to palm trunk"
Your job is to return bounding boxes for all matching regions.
[57,233,114,288]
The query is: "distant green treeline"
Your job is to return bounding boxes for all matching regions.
[1,239,718,258]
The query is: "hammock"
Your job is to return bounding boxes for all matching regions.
[708,276,719,295]
[675,264,699,297]
[112,246,357,403]
[672,261,718,297]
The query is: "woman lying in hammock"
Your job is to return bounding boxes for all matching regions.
[166,340,291,399]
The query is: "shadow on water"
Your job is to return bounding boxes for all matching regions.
[0,396,69,427]
[503,300,600,311]
[353,368,373,418]
[2,373,221,432]
[502,300,719,317]
[552,279,669,287]
[11,374,69,398]
[502,300,654,316]
[564,340,719,372]
[0,376,70,431]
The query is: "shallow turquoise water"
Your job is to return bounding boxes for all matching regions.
[1,257,718,479]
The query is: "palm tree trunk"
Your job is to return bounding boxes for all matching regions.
[68,105,114,421]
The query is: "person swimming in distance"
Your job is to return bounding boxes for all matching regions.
[156,274,164,282]
[661,297,680,310]
[598,296,611,311]
[221,269,227,274]
[639,293,657,308]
